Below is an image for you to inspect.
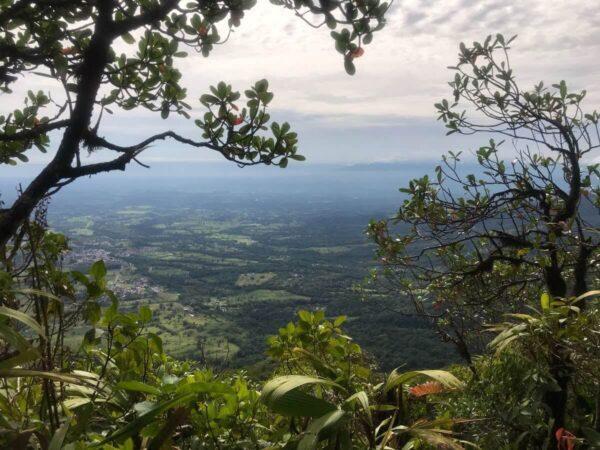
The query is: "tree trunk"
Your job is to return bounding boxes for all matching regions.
[543,265,571,437]
[0,163,62,247]
[0,4,114,247]
[594,389,600,432]
[545,349,571,430]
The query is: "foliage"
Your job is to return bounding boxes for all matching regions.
[443,352,554,448]
[440,292,600,448]
[1,216,599,449]
[0,215,274,448]
[368,34,600,439]
[0,221,467,449]
[263,310,468,449]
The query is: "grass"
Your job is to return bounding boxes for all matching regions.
[116,205,153,215]
[213,233,256,245]
[306,246,352,255]
[219,289,310,307]
[139,249,252,267]
[236,272,276,287]
[140,298,240,360]
[149,266,190,277]
[67,215,94,236]
[71,227,94,236]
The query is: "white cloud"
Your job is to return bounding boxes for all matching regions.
[3,0,599,164]
[178,0,600,121]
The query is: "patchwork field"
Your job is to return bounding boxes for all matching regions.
[51,185,455,371]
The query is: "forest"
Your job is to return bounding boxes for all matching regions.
[1,1,599,449]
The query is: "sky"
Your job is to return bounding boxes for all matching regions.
[4,0,600,167]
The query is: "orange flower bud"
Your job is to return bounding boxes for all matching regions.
[555,428,576,450]
[409,381,444,397]
[351,47,365,59]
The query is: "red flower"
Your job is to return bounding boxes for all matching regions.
[555,428,576,450]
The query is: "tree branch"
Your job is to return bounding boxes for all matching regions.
[0,120,70,142]
[82,130,218,153]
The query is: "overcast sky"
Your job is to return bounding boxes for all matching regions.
[7,0,600,166]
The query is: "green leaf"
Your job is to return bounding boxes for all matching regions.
[292,348,338,380]
[0,368,96,386]
[575,290,600,302]
[116,380,161,396]
[298,310,312,322]
[540,292,551,310]
[261,375,341,417]
[200,94,219,105]
[49,421,70,450]
[344,57,356,75]
[333,316,347,327]
[13,288,61,302]
[0,306,45,338]
[139,305,152,322]
[298,410,346,450]
[0,322,33,351]
[63,397,93,410]
[559,80,567,98]
[488,323,528,353]
[175,381,232,395]
[385,370,464,392]
[0,347,40,369]
[344,390,369,413]
[582,427,600,446]
[122,33,135,44]
[94,393,196,445]
[398,426,464,450]
[89,260,106,282]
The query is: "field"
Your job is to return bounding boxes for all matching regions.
[48,170,456,371]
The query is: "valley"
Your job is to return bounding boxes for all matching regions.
[43,166,455,372]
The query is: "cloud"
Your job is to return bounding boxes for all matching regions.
[2,1,599,165]
[171,0,600,120]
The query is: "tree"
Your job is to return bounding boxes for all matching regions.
[369,35,599,436]
[440,292,600,447]
[262,310,467,449]
[0,0,392,246]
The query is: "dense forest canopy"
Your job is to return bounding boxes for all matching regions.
[1,1,599,449]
